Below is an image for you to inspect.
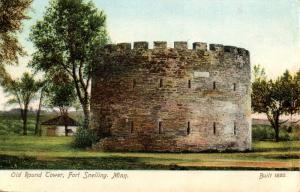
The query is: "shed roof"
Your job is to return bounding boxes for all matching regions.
[41,115,80,126]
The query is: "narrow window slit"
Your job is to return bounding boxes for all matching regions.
[213,82,216,90]
[234,122,236,135]
[130,121,134,133]
[158,121,163,134]
[187,122,191,135]
[233,83,236,91]
[188,80,191,88]
[159,79,163,87]
[213,122,216,135]
[132,79,136,88]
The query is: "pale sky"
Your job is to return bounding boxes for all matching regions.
[0,0,299,110]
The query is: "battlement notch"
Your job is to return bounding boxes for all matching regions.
[174,41,188,50]
[193,42,207,50]
[154,41,167,49]
[134,41,149,49]
[117,43,131,51]
[209,44,224,51]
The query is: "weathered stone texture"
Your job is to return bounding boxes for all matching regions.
[91,41,251,152]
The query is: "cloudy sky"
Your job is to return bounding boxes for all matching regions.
[0,0,299,110]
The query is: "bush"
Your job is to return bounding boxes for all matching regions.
[286,126,293,133]
[252,125,274,141]
[252,124,291,141]
[286,124,300,140]
[72,128,98,149]
[279,131,292,141]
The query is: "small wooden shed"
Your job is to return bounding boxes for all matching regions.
[41,115,80,136]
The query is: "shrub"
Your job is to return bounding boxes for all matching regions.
[252,124,291,141]
[279,131,291,141]
[286,126,293,133]
[72,128,98,149]
[286,124,300,140]
[252,125,274,141]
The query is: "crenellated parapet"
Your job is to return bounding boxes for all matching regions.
[97,41,250,76]
[102,41,249,55]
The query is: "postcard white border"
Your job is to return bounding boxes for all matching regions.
[0,170,299,192]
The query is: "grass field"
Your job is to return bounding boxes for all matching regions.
[0,135,299,170]
[0,113,299,170]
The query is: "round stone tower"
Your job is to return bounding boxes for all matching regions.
[91,41,251,152]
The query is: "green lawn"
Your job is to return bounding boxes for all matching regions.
[0,135,299,170]
[1,112,298,169]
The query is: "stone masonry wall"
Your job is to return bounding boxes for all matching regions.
[91,41,251,152]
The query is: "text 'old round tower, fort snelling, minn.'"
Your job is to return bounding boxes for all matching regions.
[91,41,251,152]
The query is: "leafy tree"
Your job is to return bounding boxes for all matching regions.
[34,80,46,136]
[45,70,77,136]
[0,0,32,85]
[252,64,266,82]
[288,70,300,119]
[4,72,43,135]
[252,66,295,142]
[280,70,299,119]
[29,0,109,129]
